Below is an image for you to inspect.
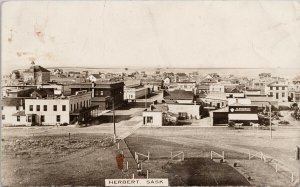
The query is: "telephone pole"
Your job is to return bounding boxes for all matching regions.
[112,97,116,143]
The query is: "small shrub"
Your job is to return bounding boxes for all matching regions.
[228,121,235,127]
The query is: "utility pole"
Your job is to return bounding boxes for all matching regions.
[145,88,147,109]
[269,103,272,139]
[112,97,116,143]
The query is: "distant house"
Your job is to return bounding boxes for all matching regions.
[23,62,51,84]
[143,104,178,126]
[88,74,102,82]
[30,89,54,99]
[265,81,288,102]
[225,87,245,98]
[11,70,21,79]
[209,84,225,93]
[124,85,149,102]
[176,81,196,92]
[2,97,27,126]
[259,73,271,79]
[141,79,163,92]
[163,90,195,104]
[163,77,171,87]
[200,75,218,85]
[53,68,63,75]
[68,71,81,78]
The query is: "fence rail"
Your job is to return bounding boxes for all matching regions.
[170,151,185,161]
[248,151,297,183]
[210,151,225,160]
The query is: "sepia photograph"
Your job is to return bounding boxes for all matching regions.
[1,0,300,186]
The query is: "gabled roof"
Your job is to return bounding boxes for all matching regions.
[164,90,194,100]
[31,89,54,98]
[27,65,50,73]
[225,87,241,93]
[90,74,101,79]
[200,77,217,84]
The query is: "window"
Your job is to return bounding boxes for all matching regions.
[276,87,279,90]
[17,116,20,122]
[100,91,104,96]
[16,106,19,110]
[62,105,66,111]
[41,115,45,122]
[2,115,5,120]
[29,105,33,111]
[44,105,47,111]
[270,92,273,96]
[282,92,285,97]
[77,103,79,110]
[1,106,3,110]
[56,115,60,122]
[282,87,285,90]
[71,104,73,111]
[28,116,32,122]
[147,116,153,123]
[36,105,40,111]
[53,105,57,111]
[276,93,279,99]
[270,87,273,90]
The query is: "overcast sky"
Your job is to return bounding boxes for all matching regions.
[2,1,300,72]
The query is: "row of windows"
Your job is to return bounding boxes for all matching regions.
[270,92,285,98]
[70,100,90,111]
[2,115,21,121]
[27,115,60,122]
[270,86,285,90]
[29,105,66,112]
[2,115,61,123]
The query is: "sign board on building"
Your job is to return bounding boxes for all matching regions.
[229,106,258,113]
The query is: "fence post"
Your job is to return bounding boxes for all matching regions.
[211,151,212,159]
[248,151,250,160]
[291,172,294,182]
[117,142,119,150]
[147,170,149,179]
[260,152,263,160]
[275,163,278,172]
[148,151,150,160]
[171,152,173,160]
[132,174,135,179]
[222,151,224,159]
[126,161,128,170]
[182,152,185,161]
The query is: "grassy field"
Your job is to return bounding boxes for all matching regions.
[1,119,299,186]
[124,127,299,186]
[1,133,124,186]
[124,136,250,186]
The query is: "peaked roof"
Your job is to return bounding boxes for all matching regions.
[90,74,102,79]
[27,65,50,73]
[200,76,218,84]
